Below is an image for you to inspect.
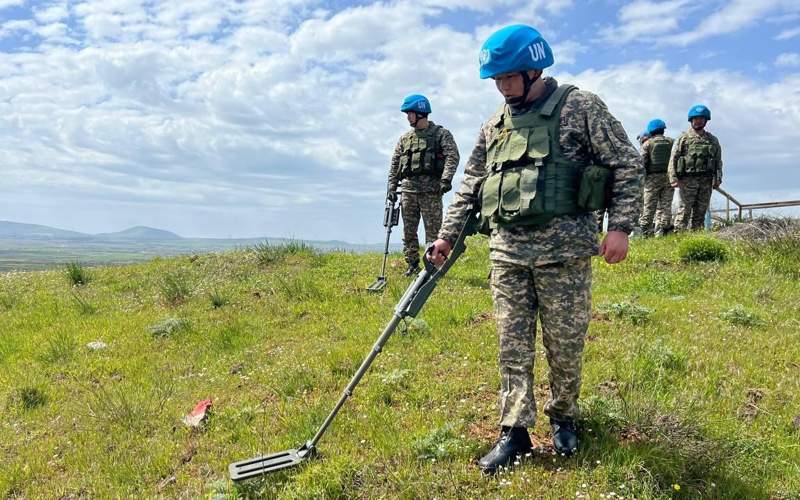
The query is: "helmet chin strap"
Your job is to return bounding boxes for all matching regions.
[505,71,538,106]
[410,112,426,128]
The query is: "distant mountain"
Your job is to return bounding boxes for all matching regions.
[94,226,182,241]
[0,221,89,240]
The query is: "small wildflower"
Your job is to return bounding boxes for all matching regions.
[673,484,681,491]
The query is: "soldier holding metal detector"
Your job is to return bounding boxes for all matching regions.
[366,193,401,291]
[387,94,460,276]
[227,25,639,484]
[429,24,641,474]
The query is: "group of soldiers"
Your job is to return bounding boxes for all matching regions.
[636,108,724,237]
[381,24,721,475]
[388,96,724,278]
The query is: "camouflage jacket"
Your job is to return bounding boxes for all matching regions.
[438,77,641,266]
[386,121,460,194]
[668,127,723,185]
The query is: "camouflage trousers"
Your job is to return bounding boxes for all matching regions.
[490,257,592,427]
[674,175,713,231]
[639,173,674,235]
[400,191,443,264]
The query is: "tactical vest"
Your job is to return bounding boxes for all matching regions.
[398,124,445,179]
[480,85,612,229]
[646,136,672,174]
[677,133,717,177]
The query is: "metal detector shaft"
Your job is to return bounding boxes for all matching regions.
[378,194,400,279]
[306,206,480,450]
[377,221,392,279]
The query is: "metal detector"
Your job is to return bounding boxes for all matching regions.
[366,193,401,292]
[228,207,480,482]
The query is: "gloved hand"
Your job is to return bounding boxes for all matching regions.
[440,179,452,194]
[387,190,398,203]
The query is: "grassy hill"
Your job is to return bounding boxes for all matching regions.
[1,230,798,498]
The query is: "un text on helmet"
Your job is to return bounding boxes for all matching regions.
[528,43,546,62]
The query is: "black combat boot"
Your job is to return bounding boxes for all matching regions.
[550,418,578,456]
[477,426,532,474]
[403,261,419,276]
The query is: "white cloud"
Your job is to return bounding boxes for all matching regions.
[1,0,799,239]
[600,0,694,44]
[603,0,800,46]
[0,0,23,10]
[776,26,800,40]
[33,2,69,23]
[665,0,800,46]
[775,52,800,67]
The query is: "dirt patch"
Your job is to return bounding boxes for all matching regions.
[260,391,279,407]
[716,217,800,244]
[738,389,766,423]
[156,475,176,492]
[469,311,494,325]
[597,380,619,395]
[619,426,647,445]
[792,415,800,431]
[467,418,498,443]
[181,442,197,464]
[647,259,677,269]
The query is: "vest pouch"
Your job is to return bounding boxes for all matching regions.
[410,137,428,174]
[499,168,522,217]
[676,156,686,177]
[480,171,502,222]
[577,165,613,211]
[517,167,540,216]
[488,128,528,165]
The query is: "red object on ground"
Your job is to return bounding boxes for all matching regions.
[183,398,212,427]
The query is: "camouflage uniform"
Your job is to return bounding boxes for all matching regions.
[439,77,641,426]
[387,122,459,265]
[639,135,675,236]
[668,128,723,231]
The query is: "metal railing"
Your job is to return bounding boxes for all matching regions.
[711,187,800,222]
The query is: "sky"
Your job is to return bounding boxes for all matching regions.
[1,0,799,242]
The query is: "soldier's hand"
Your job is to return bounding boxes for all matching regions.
[671,180,682,188]
[713,179,721,189]
[599,230,629,264]
[387,191,398,203]
[440,179,452,194]
[427,238,452,267]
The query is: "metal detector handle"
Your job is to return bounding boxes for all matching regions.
[401,206,480,318]
[383,193,400,228]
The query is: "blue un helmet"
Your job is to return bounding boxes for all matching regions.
[479,25,554,79]
[400,94,431,114]
[646,118,667,135]
[687,104,711,121]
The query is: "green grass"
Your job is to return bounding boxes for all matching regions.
[1,232,799,498]
[65,261,91,286]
